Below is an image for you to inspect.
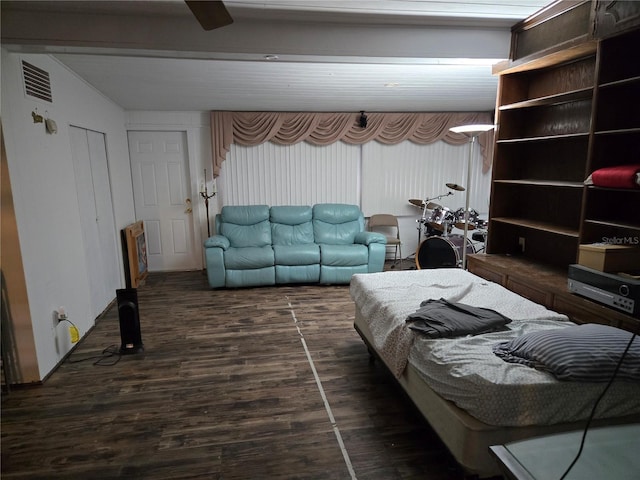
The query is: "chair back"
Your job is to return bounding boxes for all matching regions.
[368,214,399,230]
[369,214,400,241]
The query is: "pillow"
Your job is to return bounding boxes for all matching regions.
[589,164,640,189]
[493,323,639,382]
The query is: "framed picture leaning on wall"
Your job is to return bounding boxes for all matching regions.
[122,220,148,288]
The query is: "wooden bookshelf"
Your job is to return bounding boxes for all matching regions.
[470,2,640,327]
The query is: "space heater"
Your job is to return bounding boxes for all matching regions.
[116,288,144,354]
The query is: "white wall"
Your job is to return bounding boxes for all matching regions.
[1,50,135,381]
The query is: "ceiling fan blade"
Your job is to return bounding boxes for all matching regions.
[185,1,233,30]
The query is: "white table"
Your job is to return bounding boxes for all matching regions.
[489,423,640,480]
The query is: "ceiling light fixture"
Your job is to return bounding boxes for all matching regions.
[263,54,279,61]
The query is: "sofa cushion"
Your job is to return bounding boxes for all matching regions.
[276,265,320,284]
[219,205,271,248]
[273,244,320,265]
[313,203,363,245]
[221,204,270,224]
[226,267,275,288]
[270,205,313,226]
[319,244,368,266]
[270,205,314,246]
[224,246,274,269]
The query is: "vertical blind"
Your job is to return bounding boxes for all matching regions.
[217,139,491,218]
[218,141,360,206]
[361,140,491,217]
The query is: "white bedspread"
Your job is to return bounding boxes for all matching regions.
[350,268,567,377]
[350,269,640,426]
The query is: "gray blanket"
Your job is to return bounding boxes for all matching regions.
[406,298,512,338]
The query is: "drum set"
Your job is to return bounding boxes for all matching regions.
[409,183,488,269]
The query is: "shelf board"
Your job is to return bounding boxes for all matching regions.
[583,219,640,231]
[492,217,580,238]
[599,75,640,89]
[586,185,640,193]
[497,132,589,144]
[594,127,640,136]
[499,87,593,111]
[495,41,597,76]
[494,179,584,188]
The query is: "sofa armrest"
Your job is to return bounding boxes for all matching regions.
[204,235,230,288]
[354,231,386,245]
[355,232,386,273]
[204,235,230,250]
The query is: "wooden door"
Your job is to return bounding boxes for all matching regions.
[127,131,198,272]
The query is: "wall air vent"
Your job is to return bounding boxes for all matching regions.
[22,61,52,103]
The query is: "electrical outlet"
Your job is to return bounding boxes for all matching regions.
[55,306,67,324]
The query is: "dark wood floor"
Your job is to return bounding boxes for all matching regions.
[1,265,494,479]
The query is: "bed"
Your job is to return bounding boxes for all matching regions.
[350,268,640,478]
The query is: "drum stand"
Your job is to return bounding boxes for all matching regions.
[412,183,466,269]
[471,229,488,254]
[415,191,454,244]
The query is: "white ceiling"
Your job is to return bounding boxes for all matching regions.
[1,1,552,112]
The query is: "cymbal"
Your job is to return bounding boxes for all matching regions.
[446,183,465,191]
[426,202,441,210]
[408,199,425,208]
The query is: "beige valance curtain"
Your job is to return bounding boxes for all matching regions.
[210,111,494,177]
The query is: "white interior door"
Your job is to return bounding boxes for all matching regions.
[70,126,120,318]
[127,130,198,272]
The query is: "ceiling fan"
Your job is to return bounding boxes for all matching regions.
[185,0,233,30]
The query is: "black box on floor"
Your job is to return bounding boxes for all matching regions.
[116,288,144,354]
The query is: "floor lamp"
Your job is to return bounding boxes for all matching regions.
[449,124,495,269]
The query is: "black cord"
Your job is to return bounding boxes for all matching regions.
[57,319,123,366]
[559,331,637,480]
[67,345,122,366]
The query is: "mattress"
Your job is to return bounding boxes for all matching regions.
[350,269,640,427]
[354,308,640,477]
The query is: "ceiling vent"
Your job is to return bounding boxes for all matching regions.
[22,61,52,103]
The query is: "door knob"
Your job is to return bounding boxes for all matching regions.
[185,198,193,214]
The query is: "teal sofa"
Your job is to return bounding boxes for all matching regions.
[204,204,386,288]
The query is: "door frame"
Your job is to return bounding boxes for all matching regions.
[126,126,204,271]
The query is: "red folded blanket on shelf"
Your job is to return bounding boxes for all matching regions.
[591,164,640,189]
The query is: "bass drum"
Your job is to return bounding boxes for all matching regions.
[415,235,476,269]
